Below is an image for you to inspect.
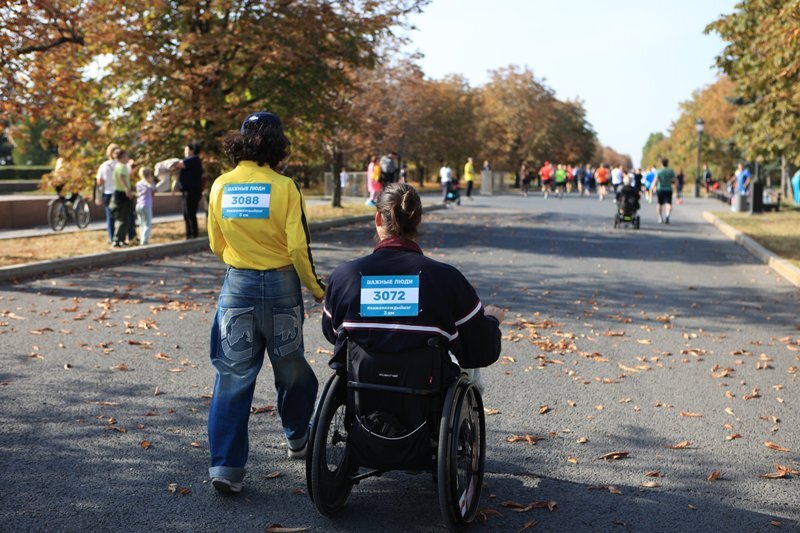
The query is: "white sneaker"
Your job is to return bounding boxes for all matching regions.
[211,477,243,494]
[287,444,307,460]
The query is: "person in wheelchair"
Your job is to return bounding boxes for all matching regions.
[312,182,504,527]
[322,182,504,388]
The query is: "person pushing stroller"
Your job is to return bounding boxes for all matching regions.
[614,175,641,229]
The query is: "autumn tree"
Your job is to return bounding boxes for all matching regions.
[640,77,739,181]
[0,0,428,192]
[706,0,800,166]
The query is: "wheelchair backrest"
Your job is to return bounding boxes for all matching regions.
[346,338,448,437]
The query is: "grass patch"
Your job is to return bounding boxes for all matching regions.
[0,203,375,267]
[716,209,800,268]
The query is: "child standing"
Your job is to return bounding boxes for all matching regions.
[136,167,156,245]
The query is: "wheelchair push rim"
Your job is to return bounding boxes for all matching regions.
[438,378,485,530]
[309,374,354,516]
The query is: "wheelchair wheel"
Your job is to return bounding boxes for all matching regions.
[75,198,91,228]
[48,200,68,231]
[306,373,339,503]
[437,377,485,531]
[310,374,353,516]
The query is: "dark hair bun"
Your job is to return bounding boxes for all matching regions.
[377,183,422,238]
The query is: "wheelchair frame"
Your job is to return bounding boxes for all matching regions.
[305,341,486,531]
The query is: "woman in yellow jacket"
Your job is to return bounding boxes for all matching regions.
[206,112,326,494]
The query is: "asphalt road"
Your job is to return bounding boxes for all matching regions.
[1,193,798,532]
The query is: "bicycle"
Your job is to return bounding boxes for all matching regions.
[48,185,91,231]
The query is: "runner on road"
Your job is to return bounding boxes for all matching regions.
[464,157,477,199]
[651,158,675,224]
[554,164,567,198]
[539,160,554,199]
[206,111,325,494]
[595,164,610,201]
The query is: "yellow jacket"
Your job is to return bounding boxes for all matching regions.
[208,161,325,299]
[464,162,476,182]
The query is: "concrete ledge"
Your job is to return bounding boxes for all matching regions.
[703,211,800,288]
[0,203,446,283]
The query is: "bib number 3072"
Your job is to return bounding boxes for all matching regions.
[360,275,419,317]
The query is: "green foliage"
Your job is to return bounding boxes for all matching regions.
[706,0,800,165]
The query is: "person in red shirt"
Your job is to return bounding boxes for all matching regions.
[539,161,554,199]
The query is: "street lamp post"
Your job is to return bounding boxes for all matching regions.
[694,118,704,198]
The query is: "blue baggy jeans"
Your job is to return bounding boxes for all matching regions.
[208,267,318,482]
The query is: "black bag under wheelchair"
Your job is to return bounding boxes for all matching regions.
[305,336,486,531]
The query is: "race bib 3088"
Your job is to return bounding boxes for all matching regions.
[222,183,271,219]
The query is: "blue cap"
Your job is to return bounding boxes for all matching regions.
[241,112,282,135]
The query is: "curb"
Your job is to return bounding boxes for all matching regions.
[0,203,446,284]
[703,211,800,288]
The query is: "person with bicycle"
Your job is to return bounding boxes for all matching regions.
[110,150,134,248]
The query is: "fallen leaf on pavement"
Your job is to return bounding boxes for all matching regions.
[775,464,800,475]
[707,471,721,482]
[764,441,791,453]
[726,433,743,441]
[518,520,537,532]
[507,434,546,445]
[538,405,551,415]
[680,412,703,418]
[140,440,152,449]
[639,481,660,488]
[265,471,282,479]
[167,483,178,494]
[576,437,588,444]
[500,500,557,512]
[110,363,129,371]
[666,440,692,449]
[475,508,502,522]
[265,525,310,533]
[644,471,663,477]
[598,451,629,461]
[589,485,623,495]
[484,408,501,415]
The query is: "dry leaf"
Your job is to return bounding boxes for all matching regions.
[179,487,191,495]
[707,471,721,482]
[666,440,692,449]
[484,408,501,415]
[598,451,629,461]
[500,500,557,513]
[764,441,791,453]
[589,485,623,495]
[640,481,660,488]
[264,526,310,533]
[507,434,545,445]
[637,339,652,345]
[110,363,129,371]
[644,471,663,477]
[190,441,202,448]
[140,440,152,449]
[680,412,704,418]
[771,520,782,528]
[518,520,537,532]
[725,433,743,441]
[167,483,178,494]
[252,405,275,415]
[759,471,788,479]
[265,471,282,479]
[538,405,551,415]
[775,464,800,475]
[567,456,578,464]
[725,407,736,416]
[576,437,588,444]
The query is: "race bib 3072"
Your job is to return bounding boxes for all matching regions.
[360,275,420,317]
[221,183,271,219]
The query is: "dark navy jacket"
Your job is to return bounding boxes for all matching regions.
[322,237,501,371]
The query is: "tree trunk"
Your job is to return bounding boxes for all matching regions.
[331,149,343,208]
[781,155,787,199]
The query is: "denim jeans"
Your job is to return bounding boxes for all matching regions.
[136,205,152,244]
[208,267,318,482]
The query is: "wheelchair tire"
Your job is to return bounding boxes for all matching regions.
[310,374,353,516]
[75,198,91,228]
[437,377,485,531]
[48,200,68,232]
[306,373,339,503]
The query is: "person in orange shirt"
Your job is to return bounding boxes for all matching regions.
[595,164,610,201]
[539,161,554,199]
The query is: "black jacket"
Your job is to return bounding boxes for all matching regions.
[322,237,501,372]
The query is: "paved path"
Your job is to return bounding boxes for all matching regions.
[1,193,798,532]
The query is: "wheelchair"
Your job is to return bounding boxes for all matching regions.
[305,336,486,531]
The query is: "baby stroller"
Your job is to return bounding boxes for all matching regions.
[446,179,461,206]
[614,185,640,229]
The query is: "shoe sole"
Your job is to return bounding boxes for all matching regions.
[212,479,242,494]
